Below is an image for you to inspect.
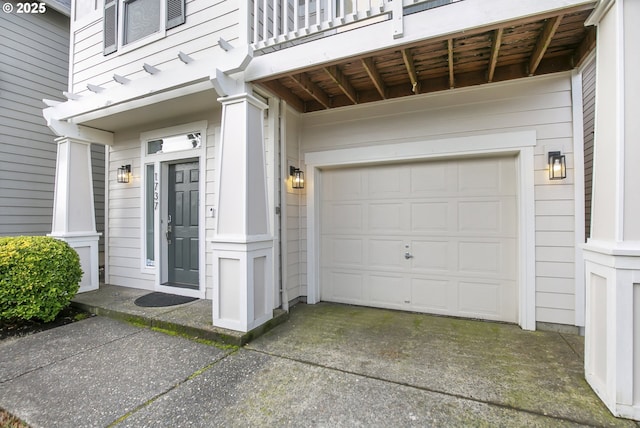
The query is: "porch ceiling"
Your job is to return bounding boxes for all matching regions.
[255,5,596,113]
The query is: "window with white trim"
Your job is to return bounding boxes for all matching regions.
[104,0,186,55]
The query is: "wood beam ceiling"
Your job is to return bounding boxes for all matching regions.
[447,39,455,88]
[290,73,331,109]
[324,65,358,104]
[401,49,419,94]
[256,7,595,113]
[488,28,503,83]
[362,57,387,99]
[529,15,563,76]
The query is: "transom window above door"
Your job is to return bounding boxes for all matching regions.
[147,133,201,155]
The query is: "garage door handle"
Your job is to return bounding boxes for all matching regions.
[404,252,413,260]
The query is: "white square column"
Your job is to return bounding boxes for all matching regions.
[211,92,274,332]
[584,0,640,420]
[49,137,100,293]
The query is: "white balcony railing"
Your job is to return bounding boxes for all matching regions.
[250,0,462,51]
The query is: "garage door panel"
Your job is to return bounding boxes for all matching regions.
[322,237,363,267]
[322,203,362,232]
[459,280,517,321]
[458,159,501,193]
[458,241,501,274]
[410,240,450,271]
[411,277,450,311]
[368,202,406,233]
[410,163,450,194]
[324,270,363,302]
[411,202,451,232]
[369,274,408,306]
[368,167,407,197]
[458,281,501,317]
[458,199,517,235]
[369,239,404,269]
[321,156,518,323]
[324,169,364,200]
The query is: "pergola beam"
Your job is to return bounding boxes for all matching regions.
[529,15,563,75]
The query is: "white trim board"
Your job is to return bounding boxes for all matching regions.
[305,130,537,330]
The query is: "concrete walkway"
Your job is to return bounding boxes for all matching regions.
[0,302,637,427]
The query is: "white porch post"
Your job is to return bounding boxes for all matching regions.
[584,0,640,420]
[49,137,100,293]
[211,92,274,332]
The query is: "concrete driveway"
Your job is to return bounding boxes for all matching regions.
[0,303,635,427]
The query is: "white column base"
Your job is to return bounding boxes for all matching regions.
[49,233,101,293]
[211,239,274,332]
[584,241,640,421]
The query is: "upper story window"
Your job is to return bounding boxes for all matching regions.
[104,0,185,55]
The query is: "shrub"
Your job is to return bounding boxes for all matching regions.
[0,236,82,322]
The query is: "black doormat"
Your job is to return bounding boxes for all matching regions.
[134,292,198,308]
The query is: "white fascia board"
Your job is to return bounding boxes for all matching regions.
[245,0,594,81]
[585,0,615,25]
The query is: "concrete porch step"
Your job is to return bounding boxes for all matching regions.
[71,284,288,346]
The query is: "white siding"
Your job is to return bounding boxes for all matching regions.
[70,0,241,95]
[284,106,305,301]
[290,74,578,325]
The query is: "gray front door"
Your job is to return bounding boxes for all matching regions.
[167,161,199,289]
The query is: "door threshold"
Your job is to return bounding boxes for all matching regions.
[161,281,199,291]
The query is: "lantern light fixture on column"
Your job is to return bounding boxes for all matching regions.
[289,166,304,189]
[117,164,131,183]
[548,151,566,180]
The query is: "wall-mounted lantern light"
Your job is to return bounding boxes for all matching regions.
[289,166,304,189]
[548,151,566,180]
[117,164,131,183]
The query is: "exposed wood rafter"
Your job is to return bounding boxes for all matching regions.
[573,26,596,68]
[255,7,595,113]
[401,49,419,94]
[488,28,503,83]
[362,57,387,99]
[529,15,563,75]
[447,39,455,89]
[261,80,305,112]
[324,65,358,104]
[290,73,331,109]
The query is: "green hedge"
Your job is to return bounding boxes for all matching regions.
[0,236,82,322]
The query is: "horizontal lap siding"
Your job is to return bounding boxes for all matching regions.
[70,0,240,95]
[0,5,64,235]
[297,74,578,325]
[285,107,305,301]
[582,58,596,241]
[91,144,106,263]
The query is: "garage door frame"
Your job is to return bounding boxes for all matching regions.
[304,130,537,330]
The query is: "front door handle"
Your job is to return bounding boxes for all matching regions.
[165,229,172,244]
[404,252,413,260]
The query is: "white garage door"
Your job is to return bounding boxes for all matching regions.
[320,156,518,322]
